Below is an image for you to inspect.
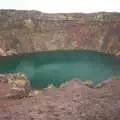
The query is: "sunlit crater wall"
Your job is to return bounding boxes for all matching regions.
[0,10,119,56]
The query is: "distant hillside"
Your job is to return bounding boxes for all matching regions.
[0,9,119,56]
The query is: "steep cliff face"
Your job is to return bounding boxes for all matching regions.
[0,9,120,56]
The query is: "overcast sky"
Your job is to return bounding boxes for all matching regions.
[0,0,120,13]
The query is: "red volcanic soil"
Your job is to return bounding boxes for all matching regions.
[0,79,120,120]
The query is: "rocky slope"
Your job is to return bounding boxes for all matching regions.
[0,73,31,99]
[0,9,119,56]
[1,78,120,120]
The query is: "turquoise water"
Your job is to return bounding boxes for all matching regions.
[0,50,120,88]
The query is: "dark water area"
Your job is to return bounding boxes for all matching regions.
[0,50,120,88]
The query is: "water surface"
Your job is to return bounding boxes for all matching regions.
[0,50,120,88]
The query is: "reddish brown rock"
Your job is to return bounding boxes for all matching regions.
[0,79,120,120]
[0,10,119,55]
